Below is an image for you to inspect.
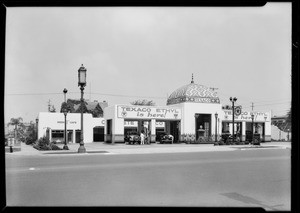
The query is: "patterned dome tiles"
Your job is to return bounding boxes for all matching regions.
[167,83,220,105]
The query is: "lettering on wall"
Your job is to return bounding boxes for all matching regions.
[117,106,181,120]
[124,121,165,127]
[57,121,77,124]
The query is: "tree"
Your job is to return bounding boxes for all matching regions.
[284,107,292,133]
[130,99,155,106]
[60,102,71,113]
[49,105,56,112]
[24,122,37,145]
[7,117,24,142]
[286,107,291,123]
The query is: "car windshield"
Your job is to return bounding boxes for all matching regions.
[128,132,138,135]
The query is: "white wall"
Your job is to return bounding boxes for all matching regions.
[37,112,104,143]
[271,125,291,141]
[178,102,222,135]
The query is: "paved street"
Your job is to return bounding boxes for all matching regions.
[5,145,291,210]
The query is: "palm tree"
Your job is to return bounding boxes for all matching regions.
[7,117,24,143]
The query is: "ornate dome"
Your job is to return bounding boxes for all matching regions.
[167,77,220,105]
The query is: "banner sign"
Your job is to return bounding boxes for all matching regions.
[223,110,271,122]
[117,105,181,120]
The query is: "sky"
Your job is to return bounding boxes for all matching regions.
[5,3,292,123]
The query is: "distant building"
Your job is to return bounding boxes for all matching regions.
[271,115,291,141]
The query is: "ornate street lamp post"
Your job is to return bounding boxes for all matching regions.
[229,97,237,142]
[63,88,69,150]
[251,113,254,144]
[215,112,218,142]
[78,64,87,153]
[63,107,69,150]
[63,88,68,102]
[35,118,39,140]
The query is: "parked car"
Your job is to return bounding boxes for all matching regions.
[158,132,174,144]
[124,131,141,145]
[221,131,231,143]
[221,132,241,144]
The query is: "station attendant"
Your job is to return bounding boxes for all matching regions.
[140,130,145,145]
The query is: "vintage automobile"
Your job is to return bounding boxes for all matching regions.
[221,131,231,143]
[124,131,141,145]
[158,132,174,144]
[221,131,241,144]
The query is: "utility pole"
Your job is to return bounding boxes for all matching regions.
[251,102,254,111]
[48,99,51,112]
[89,82,91,101]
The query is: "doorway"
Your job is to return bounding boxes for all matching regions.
[170,121,180,143]
[156,120,180,143]
[106,119,112,143]
[75,130,81,143]
[67,130,73,143]
[195,114,211,139]
[93,126,104,142]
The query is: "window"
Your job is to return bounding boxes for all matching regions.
[51,130,64,138]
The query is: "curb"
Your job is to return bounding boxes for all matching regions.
[6,142,291,156]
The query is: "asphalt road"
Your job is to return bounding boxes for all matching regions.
[5,149,291,210]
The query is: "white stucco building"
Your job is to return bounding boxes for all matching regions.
[37,112,105,143]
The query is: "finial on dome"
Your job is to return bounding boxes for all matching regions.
[191,73,194,83]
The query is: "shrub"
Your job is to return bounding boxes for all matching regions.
[25,131,37,145]
[50,143,62,150]
[219,141,225,145]
[33,136,62,151]
[214,142,219,146]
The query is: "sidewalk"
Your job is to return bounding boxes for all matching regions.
[5,141,291,156]
[5,142,42,156]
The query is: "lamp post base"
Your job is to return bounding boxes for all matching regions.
[78,145,86,153]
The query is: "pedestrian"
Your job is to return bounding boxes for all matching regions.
[140,130,145,145]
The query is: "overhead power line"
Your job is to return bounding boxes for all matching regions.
[5,92,292,105]
[5,92,167,99]
[242,101,290,108]
[90,92,166,99]
[237,98,291,105]
[5,92,63,96]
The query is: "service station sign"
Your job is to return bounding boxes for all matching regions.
[117,105,182,120]
[223,110,271,122]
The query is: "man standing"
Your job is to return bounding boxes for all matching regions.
[140,130,145,145]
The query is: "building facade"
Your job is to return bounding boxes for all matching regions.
[37,79,271,144]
